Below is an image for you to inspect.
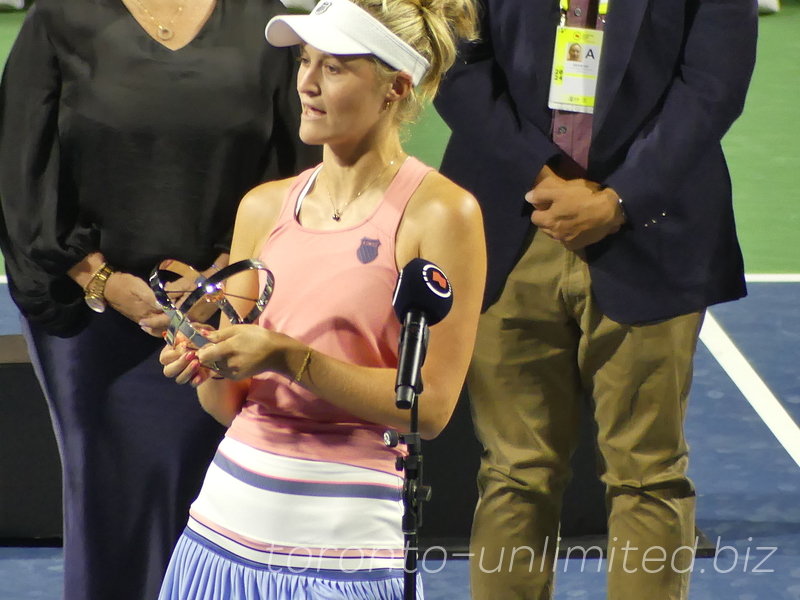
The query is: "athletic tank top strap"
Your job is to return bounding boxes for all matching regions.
[369,156,434,238]
[274,165,322,227]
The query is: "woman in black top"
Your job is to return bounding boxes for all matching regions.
[0,1,318,599]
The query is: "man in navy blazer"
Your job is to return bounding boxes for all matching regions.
[435,0,757,598]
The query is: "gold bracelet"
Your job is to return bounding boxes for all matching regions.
[294,348,313,383]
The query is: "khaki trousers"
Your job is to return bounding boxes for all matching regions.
[468,230,703,600]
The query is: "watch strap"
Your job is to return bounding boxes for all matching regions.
[84,263,114,306]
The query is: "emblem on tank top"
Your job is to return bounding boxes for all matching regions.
[357,237,381,264]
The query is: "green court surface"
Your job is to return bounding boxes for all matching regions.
[722,0,800,273]
[0,3,797,276]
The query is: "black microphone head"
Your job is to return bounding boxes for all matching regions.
[392,258,453,325]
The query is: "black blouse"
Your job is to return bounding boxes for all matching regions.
[0,0,319,335]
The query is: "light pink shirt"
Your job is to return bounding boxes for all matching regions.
[227,157,434,475]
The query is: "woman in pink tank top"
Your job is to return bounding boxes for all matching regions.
[158,1,486,598]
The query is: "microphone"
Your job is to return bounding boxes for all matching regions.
[392,258,453,409]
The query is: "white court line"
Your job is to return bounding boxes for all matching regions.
[745,273,800,282]
[0,276,5,285]
[700,311,800,468]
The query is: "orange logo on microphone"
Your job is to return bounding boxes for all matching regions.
[431,270,448,291]
[422,264,452,298]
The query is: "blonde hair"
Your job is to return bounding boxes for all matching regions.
[351,0,479,123]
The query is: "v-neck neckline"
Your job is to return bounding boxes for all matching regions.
[120,0,220,53]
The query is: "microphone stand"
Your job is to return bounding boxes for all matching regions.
[385,317,432,600]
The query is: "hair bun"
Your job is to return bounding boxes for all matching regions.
[352,0,478,120]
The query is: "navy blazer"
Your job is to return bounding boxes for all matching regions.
[435,0,758,323]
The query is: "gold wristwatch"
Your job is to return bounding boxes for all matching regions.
[84,263,114,313]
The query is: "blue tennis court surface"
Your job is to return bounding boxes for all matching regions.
[2,282,799,599]
[0,281,20,335]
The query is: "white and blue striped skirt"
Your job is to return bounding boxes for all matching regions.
[158,436,423,599]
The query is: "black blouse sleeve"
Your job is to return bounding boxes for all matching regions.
[0,5,95,333]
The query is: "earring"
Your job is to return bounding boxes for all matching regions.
[384,100,392,111]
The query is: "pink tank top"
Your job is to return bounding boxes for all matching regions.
[226,156,434,474]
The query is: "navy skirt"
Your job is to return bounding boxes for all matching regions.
[24,309,226,600]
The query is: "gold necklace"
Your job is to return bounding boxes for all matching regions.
[323,152,402,221]
[133,0,188,41]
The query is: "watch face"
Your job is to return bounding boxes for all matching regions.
[85,295,107,313]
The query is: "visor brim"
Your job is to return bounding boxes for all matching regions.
[266,16,372,56]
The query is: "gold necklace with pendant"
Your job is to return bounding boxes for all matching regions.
[133,0,188,41]
[323,151,402,222]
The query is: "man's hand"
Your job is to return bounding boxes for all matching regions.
[526,175,626,251]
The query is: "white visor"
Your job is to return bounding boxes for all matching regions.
[265,0,431,87]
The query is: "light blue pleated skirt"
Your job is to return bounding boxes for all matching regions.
[158,528,424,600]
